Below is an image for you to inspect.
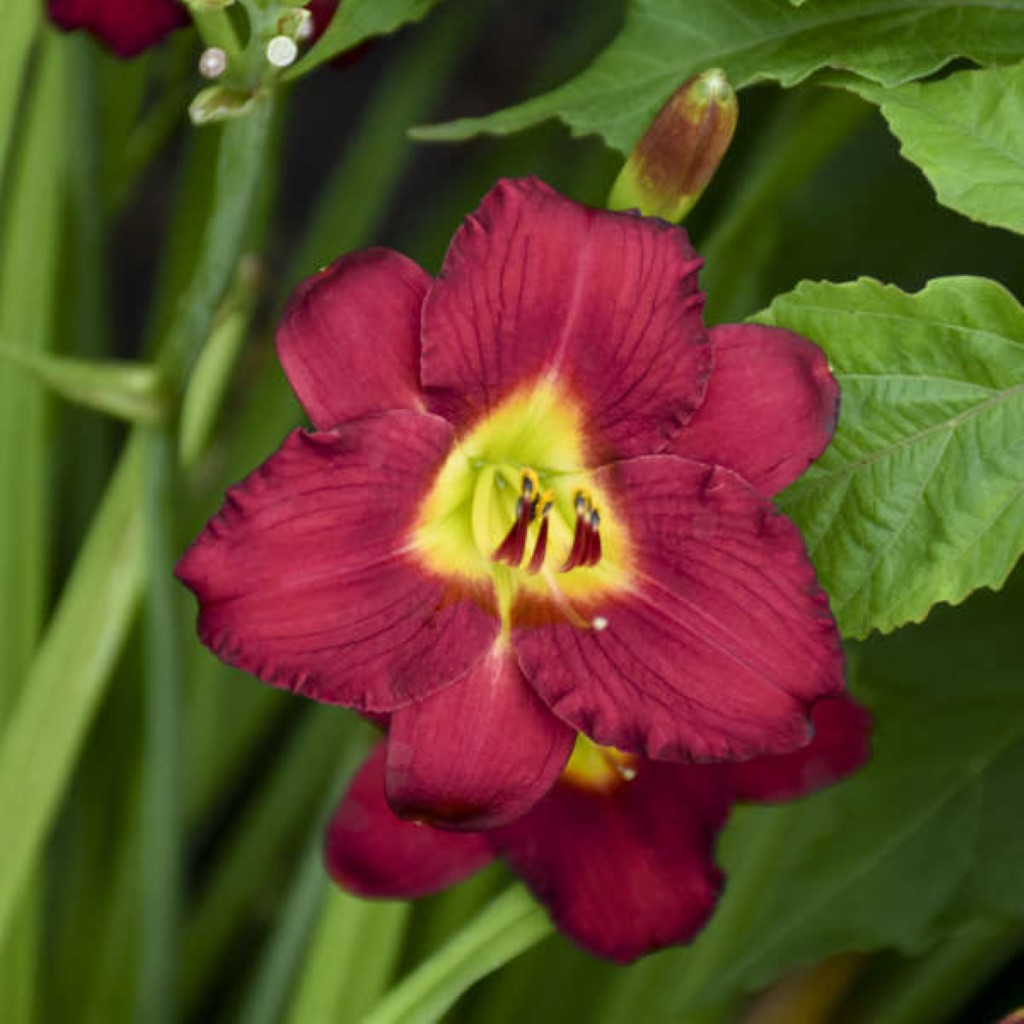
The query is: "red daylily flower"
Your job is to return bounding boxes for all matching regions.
[47,0,189,58]
[46,0,341,59]
[327,696,871,963]
[177,177,844,832]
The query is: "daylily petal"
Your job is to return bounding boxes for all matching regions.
[492,761,728,963]
[386,644,574,830]
[325,743,494,899]
[727,695,871,803]
[277,248,430,429]
[514,455,844,762]
[176,410,499,713]
[675,324,839,496]
[47,0,188,57]
[420,178,711,459]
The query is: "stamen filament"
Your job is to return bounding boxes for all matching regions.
[492,497,531,567]
[559,490,602,571]
[560,514,589,572]
[527,494,554,574]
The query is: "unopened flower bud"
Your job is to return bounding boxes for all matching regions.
[198,47,227,80]
[266,35,298,68]
[278,8,314,43]
[608,69,738,222]
[189,85,260,126]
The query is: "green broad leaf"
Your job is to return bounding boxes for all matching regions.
[839,63,1024,236]
[0,345,167,425]
[690,685,1024,1007]
[0,438,145,949]
[594,575,1024,1023]
[413,0,1024,153]
[291,0,447,78]
[955,740,1024,916]
[755,276,1024,638]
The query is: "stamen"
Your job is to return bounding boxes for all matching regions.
[583,508,603,567]
[492,469,541,568]
[527,493,554,574]
[560,512,590,572]
[560,490,603,572]
[492,497,531,567]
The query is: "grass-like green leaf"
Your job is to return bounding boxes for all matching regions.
[291,0,447,78]
[361,887,552,1024]
[285,890,409,1024]
[840,63,1024,236]
[0,345,167,424]
[0,0,37,195]
[414,0,1024,153]
[757,276,1024,638]
[0,33,66,1022]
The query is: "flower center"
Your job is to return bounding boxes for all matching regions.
[410,382,631,629]
[480,467,603,576]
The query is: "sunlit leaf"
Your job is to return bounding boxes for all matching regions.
[415,0,1024,153]
[757,276,1024,638]
[840,63,1024,236]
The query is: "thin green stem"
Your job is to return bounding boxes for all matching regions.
[0,99,276,949]
[361,886,553,1024]
[182,711,368,1013]
[235,847,332,1024]
[160,96,274,381]
[136,427,185,1024]
[191,8,244,61]
[239,749,392,1024]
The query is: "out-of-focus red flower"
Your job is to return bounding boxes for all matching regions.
[305,0,337,38]
[178,177,844,833]
[327,697,871,963]
[47,0,189,58]
[45,0,345,60]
